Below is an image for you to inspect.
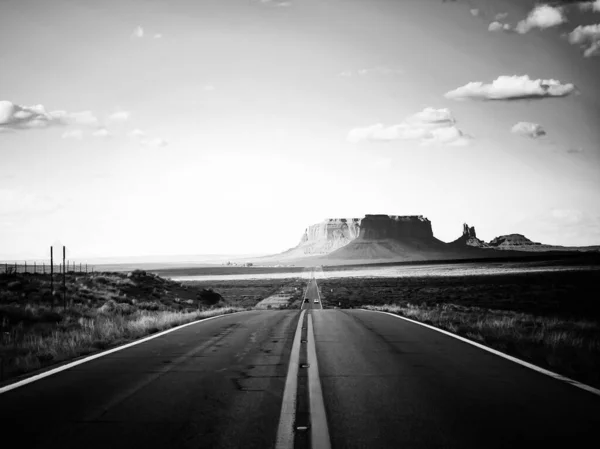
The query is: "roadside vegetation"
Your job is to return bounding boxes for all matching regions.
[0,270,245,383]
[181,278,306,308]
[319,270,600,388]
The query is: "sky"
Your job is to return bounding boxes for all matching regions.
[1,0,600,261]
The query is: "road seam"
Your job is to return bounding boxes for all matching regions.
[0,310,247,395]
[307,313,332,449]
[276,309,306,449]
[362,309,600,397]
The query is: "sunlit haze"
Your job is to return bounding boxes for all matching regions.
[2,0,600,261]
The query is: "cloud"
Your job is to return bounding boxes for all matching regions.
[339,66,404,77]
[107,111,131,122]
[495,12,509,20]
[131,26,144,38]
[154,34,162,39]
[67,111,100,126]
[567,146,584,153]
[0,100,99,131]
[444,75,575,100]
[257,0,292,6]
[140,137,168,147]
[347,107,472,147]
[129,129,146,138]
[488,21,512,32]
[568,24,600,58]
[61,129,83,140]
[578,1,600,12]
[515,5,567,34]
[128,128,167,147]
[92,128,111,138]
[470,9,480,16]
[510,122,547,138]
[203,85,216,91]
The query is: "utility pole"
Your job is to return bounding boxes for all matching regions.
[63,246,66,310]
[50,246,54,300]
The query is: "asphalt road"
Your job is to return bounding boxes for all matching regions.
[2,281,600,448]
[314,309,600,448]
[301,277,322,310]
[0,310,299,449]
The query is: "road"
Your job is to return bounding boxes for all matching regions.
[1,278,600,448]
[301,276,322,310]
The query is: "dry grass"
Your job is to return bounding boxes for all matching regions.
[364,302,600,388]
[181,279,305,308]
[1,305,244,380]
[0,271,247,382]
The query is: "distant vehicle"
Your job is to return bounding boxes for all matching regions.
[304,298,309,302]
[314,299,319,303]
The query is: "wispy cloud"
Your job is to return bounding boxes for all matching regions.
[347,107,471,147]
[256,0,292,7]
[338,66,404,77]
[567,24,600,58]
[488,21,512,32]
[470,9,480,17]
[444,75,575,101]
[129,129,145,138]
[140,137,168,147]
[515,5,567,34]
[578,1,600,12]
[128,128,167,147]
[61,129,83,140]
[511,122,547,138]
[0,100,99,131]
[131,26,144,38]
[92,128,111,138]
[107,111,131,122]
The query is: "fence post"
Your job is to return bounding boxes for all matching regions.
[63,246,66,310]
[50,246,54,300]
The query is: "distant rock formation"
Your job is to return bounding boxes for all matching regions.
[488,234,545,249]
[358,215,434,240]
[248,214,599,266]
[450,223,489,248]
[295,218,362,255]
[463,223,476,239]
[323,214,463,261]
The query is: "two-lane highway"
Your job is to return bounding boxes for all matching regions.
[0,310,300,449]
[313,309,600,448]
[2,276,600,448]
[301,276,322,310]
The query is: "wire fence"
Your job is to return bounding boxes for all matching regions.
[0,262,95,275]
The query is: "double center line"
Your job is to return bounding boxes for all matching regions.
[276,281,331,449]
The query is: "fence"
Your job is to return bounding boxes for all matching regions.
[0,262,95,275]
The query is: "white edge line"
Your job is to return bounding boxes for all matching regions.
[307,313,332,449]
[275,309,306,449]
[360,309,600,397]
[0,310,248,395]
